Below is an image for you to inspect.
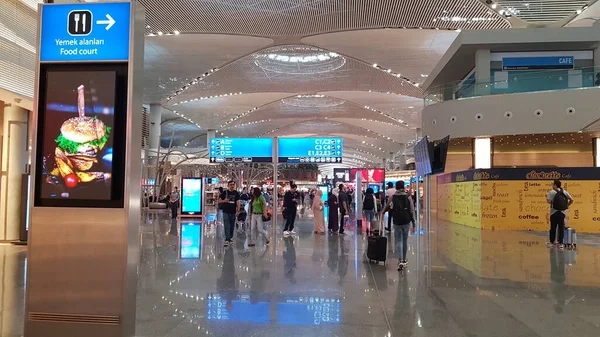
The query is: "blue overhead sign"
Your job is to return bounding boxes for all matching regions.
[502,56,574,70]
[39,2,131,62]
[209,138,273,163]
[278,137,343,163]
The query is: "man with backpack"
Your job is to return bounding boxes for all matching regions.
[546,179,574,249]
[382,181,415,271]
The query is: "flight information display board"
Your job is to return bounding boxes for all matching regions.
[209,138,273,163]
[278,137,343,163]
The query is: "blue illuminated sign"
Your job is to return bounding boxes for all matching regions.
[502,56,574,70]
[180,223,201,259]
[209,138,273,163]
[40,2,131,62]
[278,138,343,163]
[181,178,202,215]
[318,185,328,205]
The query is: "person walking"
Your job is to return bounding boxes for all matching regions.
[170,186,180,219]
[385,182,396,231]
[248,187,270,246]
[219,180,241,247]
[546,179,574,249]
[313,189,325,234]
[283,184,300,235]
[328,189,339,234]
[362,187,377,232]
[338,184,349,235]
[382,181,415,271]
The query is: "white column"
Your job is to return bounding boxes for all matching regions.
[475,49,491,96]
[396,144,407,170]
[0,103,29,241]
[148,104,163,151]
[207,129,216,148]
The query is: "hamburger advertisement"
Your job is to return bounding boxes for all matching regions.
[40,71,116,200]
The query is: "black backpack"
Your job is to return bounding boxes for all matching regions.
[363,194,375,211]
[392,194,413,225]
[552,189,569,211]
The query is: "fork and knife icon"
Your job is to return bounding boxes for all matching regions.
[73,13,87,33]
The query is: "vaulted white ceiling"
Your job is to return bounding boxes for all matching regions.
[130,0,596,165]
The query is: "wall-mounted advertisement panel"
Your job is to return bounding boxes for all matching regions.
[350,168,385,183]
[278,137,343,163]
[181,178,203,215]
[209,138,273,163]
[333,168,350,182]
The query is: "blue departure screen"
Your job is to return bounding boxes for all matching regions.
[278,138,343,163]
[209,138,273,163]
[181,178,202,215]
[180,223,201,259]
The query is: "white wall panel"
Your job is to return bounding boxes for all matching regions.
[0,0,37,99]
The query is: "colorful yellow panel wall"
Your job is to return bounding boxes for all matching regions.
[437,168,600,233]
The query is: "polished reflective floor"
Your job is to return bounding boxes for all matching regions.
[2,206,600,336]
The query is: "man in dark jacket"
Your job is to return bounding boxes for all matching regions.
[382,181,415,271]
[283,184,300,235]
[338,184,349,235]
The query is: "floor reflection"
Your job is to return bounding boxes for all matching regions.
[2,206,600,336]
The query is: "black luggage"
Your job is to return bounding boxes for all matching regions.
[367,235,387,265]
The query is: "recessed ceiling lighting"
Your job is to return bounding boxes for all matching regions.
[174,30,180,35]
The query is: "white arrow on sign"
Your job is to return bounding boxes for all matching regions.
[97,14,116,30]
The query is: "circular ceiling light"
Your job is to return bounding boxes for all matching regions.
[282,95,345,108]
[254,46,346,75]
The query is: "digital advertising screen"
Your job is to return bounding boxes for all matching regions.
[35,67,128,207]
[318,185,328,205]
[181,178,203,215]
[333,168,350,182]
[368,184,381,194]
[276,295,342,325]
[350,168,385,183]
[209,138,273,163]
[278,137,343,163]
[180,223,201,259]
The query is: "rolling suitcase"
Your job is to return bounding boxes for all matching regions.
[367,235,387,265]
[564,227,577,249]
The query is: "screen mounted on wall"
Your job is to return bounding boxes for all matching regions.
[350,168,385,183]
[35,66,127,207]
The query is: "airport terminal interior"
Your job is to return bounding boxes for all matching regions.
[3,0,600,336]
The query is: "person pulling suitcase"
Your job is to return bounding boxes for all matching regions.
[382,181,416,271]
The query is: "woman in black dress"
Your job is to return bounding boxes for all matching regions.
[328,191,339,234]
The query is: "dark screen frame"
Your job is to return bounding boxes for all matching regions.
[34,63,128,208]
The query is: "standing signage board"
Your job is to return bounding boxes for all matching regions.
[26,2,144,337]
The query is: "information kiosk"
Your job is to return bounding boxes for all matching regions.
[25,2,144,337]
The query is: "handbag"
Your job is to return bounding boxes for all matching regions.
[262,212,272,222]
[282,208,287,219]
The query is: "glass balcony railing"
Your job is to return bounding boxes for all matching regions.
[424,66,600,106]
